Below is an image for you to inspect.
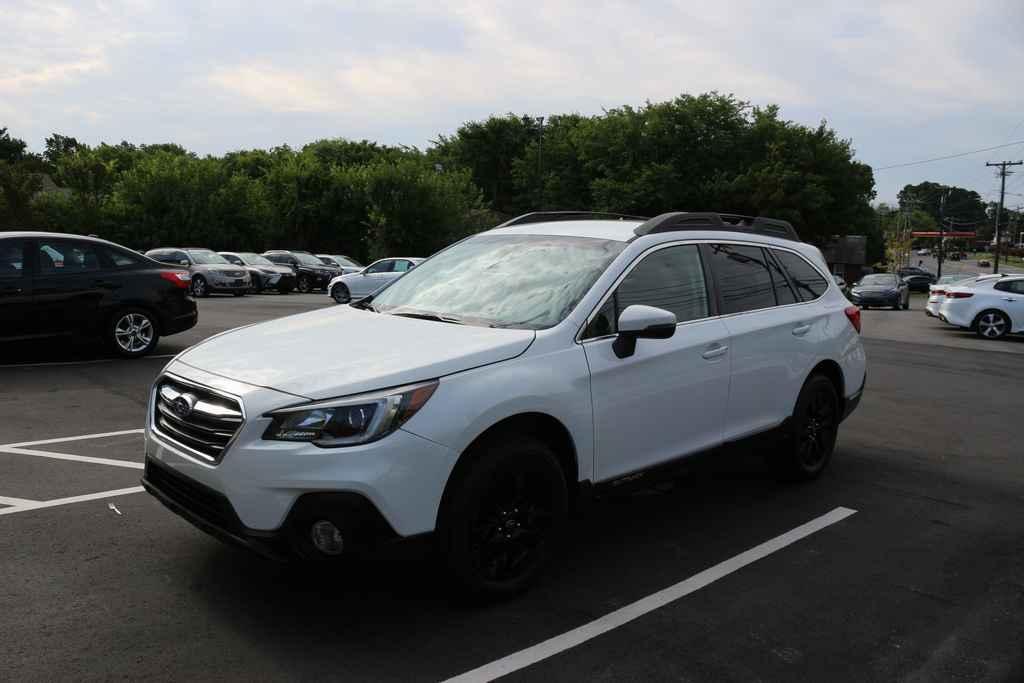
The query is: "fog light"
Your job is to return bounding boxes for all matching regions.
[310,520,344,555]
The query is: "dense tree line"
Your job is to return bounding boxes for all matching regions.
[2,93,882,261]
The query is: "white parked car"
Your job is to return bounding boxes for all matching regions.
[938,275,1024,339]
[142,211,867,595]
[327,257,423,303]
[925,274,978,317]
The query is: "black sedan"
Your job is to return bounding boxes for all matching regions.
[848,273,910,310]
[902,273,936,292]
[0,232,197,357]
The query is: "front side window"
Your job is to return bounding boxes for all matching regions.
[583,244,709,339]
[774,250,829,301]
[366,260,394,274]
[707,244,776,314]
[38,240,103,274]
[371,234,625,329]
[0,240,26,279]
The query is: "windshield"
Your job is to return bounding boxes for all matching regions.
[335,255,362,268]
[188,249,229,265]
[319,257,338,266]
[370,234,625,329]
[859,274,897,286]
[295,252,325,266]
[239,253,274,266]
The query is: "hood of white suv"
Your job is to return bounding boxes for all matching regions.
[176,306,535,400]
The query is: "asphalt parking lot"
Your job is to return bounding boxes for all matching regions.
[2,293,1023,681]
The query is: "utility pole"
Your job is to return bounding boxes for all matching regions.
[986,160,1022,273]
[937,188,948,279]
[536,116,545,208]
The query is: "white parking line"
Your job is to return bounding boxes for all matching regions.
[0,495,40,506]
[444,506,857,683]
[0,355,175,369]
[0,447,143,470]
[0,487,145,516]
[1,428,144,449]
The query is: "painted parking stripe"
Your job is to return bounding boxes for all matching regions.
[0,447,143,470]
[0,495,40,506]
[1,428,144,449]
[444,506,857,683]
[0,487,144,516]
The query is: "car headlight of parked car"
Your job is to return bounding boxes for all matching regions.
[263,380,438,447]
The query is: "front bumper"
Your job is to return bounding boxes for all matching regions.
[850,292,899,307]
[144,363,459,538]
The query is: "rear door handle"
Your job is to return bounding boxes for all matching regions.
[701,343,729,360]
[1003,297,1016,302]
[792,323,812,336]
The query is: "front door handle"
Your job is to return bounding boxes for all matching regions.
[93,279,119,289]
[792,323,812,336]
[1003,297,1016,302]
[701,343,729,360]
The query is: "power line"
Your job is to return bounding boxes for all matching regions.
[874,140,1024,171]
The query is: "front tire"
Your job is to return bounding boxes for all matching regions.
[438,437,568,598]
[297,274,312,293]
[772,374,839,481]
[975,310,1010,339]
[330,283,351,304]
[191,275,209,298]
[902,294,910,310]
[108,308,160,358]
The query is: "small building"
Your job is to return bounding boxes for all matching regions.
[821,235,867,284]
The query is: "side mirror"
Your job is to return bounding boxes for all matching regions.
[179,260,190,266]
[613,305,677,358]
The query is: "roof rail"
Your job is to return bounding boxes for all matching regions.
[498,211,650,227]
[633,212,801,242]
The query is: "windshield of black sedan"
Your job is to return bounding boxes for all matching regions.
[859,274,897,286]
[370,234,625,329]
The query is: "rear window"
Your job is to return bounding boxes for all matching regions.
[773,250,829,301]
[0,240,26,278]
[105,247,146,267]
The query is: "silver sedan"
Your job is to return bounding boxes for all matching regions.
[327,257,423,303]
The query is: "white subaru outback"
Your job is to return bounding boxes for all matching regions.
[143,211,866,595]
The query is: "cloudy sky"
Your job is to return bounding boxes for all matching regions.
[3,0,1023,203]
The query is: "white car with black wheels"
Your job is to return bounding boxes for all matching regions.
[938,275,1024,339]
[143,211,866,597]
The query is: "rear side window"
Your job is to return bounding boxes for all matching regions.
[392,260,412,273]
[765,250,798,306]
[995,280,1024,294]
[773,250,829,301]
[0,240,26,279]
[583,244,708,338]
[706,244,776,314]
[105,247,145,267]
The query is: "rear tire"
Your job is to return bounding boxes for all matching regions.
[975,310,1010,339]
[771,374,839,481]
[107,308,160,358]
[297,274,312,293]
[438,437,568,598]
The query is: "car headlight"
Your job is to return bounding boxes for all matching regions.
[263,380,438,447]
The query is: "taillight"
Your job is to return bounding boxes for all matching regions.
[932,289,944,296]
[946,291,973,299]
[159,270,191,289]
[844,306,861,334]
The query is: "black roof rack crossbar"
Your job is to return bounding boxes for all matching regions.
[498,211,650,227]
[633,212,800,241]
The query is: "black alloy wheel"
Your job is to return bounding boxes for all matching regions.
[772,374,839,480]
[440,437,567,598]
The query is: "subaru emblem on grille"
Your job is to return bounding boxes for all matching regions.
[172,393,197,418]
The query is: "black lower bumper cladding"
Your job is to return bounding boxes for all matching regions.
[141,458,400,560]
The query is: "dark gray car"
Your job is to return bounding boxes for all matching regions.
[146,248,249,297]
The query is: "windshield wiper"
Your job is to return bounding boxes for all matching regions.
[384,307,469,325]
[350,296,377,312]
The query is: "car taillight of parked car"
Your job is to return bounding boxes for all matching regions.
[945,291,973,299]
[159,271,192,289]
[844,306,861,334]
[932,289,944,296]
